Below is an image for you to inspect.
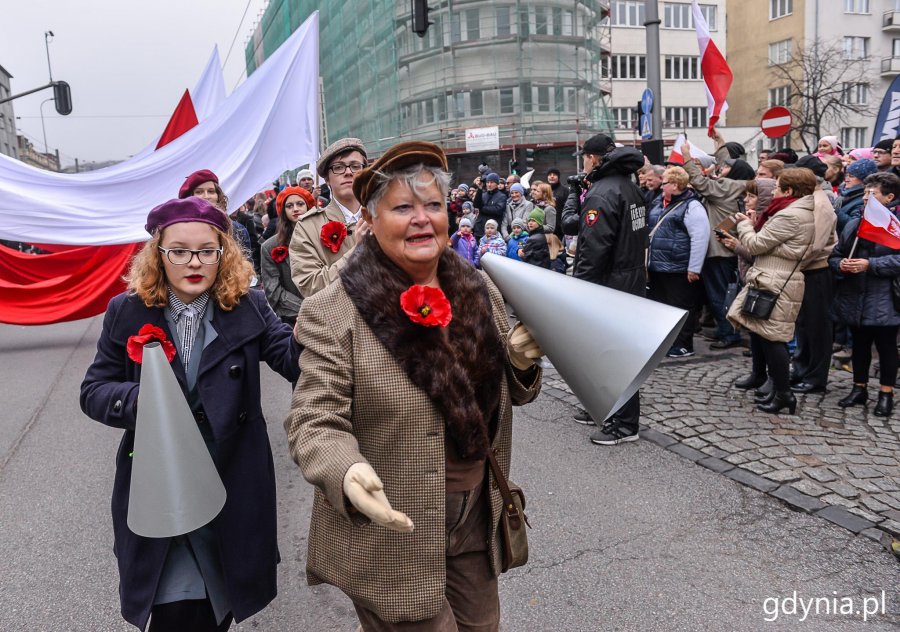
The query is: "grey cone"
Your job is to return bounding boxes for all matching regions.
[127,342,226,538]
[480,253,687,422]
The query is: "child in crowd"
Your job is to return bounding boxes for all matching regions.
[506,218,529,261]
[450,217,479,266]
[461,201,477,226]
[478,219,507,266]
[520,209,561,270]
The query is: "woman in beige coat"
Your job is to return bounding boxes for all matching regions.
[285,141,543,631]
[726,168,818,415]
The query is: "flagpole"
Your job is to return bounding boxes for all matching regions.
[848,236,859,259]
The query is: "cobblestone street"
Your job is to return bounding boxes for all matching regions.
[543,339,900,552]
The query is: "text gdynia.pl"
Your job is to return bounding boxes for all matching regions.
[762,591,887,623]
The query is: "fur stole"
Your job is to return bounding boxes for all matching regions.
[340,235,504,461]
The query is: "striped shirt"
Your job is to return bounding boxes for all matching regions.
[167,289,210,371]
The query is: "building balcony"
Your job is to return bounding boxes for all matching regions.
[883,10,900,31]
[882,56,900,76]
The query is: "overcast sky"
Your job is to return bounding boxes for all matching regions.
[1,0,270,165]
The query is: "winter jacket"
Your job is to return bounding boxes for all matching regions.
[450,232,479,266]
[647,189,709,274]
[803,189,838,272]
[683,159,746,258]
[506,233,529,260]
[502,199,534,239]
[563,147,649,296]
[534,200,557,235]
[726,196,817,342]
[521,232,562,270]
[474,189,508,238]
[835,184,866,236]
[260,236,303,322]
[478,234,507,264]
[550,181,570,228]
[829,214,900,327]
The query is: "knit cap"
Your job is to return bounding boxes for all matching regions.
[528,208,545,224]
[847,158,878,181]
[459,218,473,228]
[511,218,527,230]
[510,183,526,195]
[485,173,500,183]
[462,201,474,211]
[485,219,498,229]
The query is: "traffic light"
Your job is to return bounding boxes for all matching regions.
[53,81,72,115]
[525,148,534,169]
[509,160,520,175]
[412,0,431,38]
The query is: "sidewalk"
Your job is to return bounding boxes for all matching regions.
[541,339,900,552]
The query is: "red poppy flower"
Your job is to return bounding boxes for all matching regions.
[399,285,452,327]
[271,245,289,263]
[320,221,348,253]
[127,324,177,364]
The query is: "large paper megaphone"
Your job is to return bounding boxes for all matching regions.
[127,342,227,538]
[480,254,688,422]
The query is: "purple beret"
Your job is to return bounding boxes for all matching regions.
[178,169,219,199]
[145,197,230,236]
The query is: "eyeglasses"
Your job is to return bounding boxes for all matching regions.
[873,149,889,155]
[158,247,223,265]
[328,162,366,175]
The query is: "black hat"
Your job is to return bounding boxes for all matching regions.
[791,155,827,178]
[577,134,616,157]
[547,167,561,176]
[724,141,746,159]
[875,139,894,152]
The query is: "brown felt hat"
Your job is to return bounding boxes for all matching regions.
[352,141,449,207]
[316,137,367,178]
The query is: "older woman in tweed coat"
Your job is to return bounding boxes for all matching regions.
[285,141,543,631]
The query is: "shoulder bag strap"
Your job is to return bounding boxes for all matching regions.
[773,235,814,296]
[487,449,519,521]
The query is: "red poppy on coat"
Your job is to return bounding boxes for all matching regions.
[271,246,289,263]
[320,221,348,253]
[399,285,452,327]
[127,324,177,364]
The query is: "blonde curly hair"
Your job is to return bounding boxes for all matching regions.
[125,226,253,311]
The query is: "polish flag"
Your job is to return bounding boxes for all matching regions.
[155,89,200,149]
[693,0,732,137]
[857,195,900,250]
[667,133,712,165]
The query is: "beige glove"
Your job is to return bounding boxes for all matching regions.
[507,322,545,370]
[343,462,414,532]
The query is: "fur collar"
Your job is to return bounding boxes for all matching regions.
[340,235,504,461]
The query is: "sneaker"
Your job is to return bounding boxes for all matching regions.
[573,408,596,426]
[590,423,639,445]
[666,346,695,358]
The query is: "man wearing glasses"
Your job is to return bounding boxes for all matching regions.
[873,139,893,173]
[290,138,368,297]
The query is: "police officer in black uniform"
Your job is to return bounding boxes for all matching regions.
[562,134,649,445]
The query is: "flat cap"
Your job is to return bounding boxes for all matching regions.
[317,137,367,178]
[576,134,616,157]
[352,140,448,207]
[145,197,229,236]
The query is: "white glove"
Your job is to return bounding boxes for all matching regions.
[507,322,545,370]
[343,462,414,532]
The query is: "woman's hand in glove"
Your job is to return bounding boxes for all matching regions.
[507,322,545,370]
[343,462,414,532]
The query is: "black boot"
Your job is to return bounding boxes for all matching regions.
[735,374,767,390]
[754,389,776,404]
[838,385,868,408]
[754,378,773,398]
[758,391,797,415]
[874,391,893,417]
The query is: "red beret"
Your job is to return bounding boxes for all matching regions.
[145,197,230,236]
[276,186,317,216]
[178,169,219,199]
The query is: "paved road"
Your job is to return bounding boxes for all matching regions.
[1,318,898,631]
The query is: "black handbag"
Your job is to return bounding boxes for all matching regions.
[740,240,811,321]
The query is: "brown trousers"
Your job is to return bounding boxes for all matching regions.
[354,481,500,632]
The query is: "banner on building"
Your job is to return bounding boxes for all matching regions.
[465,126,500,152]
[871,73,900,145]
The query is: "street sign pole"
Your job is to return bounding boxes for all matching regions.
[644,1,663,142]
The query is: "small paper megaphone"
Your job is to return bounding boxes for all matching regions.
[480,254,688,422]
[127,342,226,538]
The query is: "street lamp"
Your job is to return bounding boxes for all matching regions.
[44,31,54,82]
[39,97,53,155]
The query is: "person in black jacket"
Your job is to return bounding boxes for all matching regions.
[562,134,649,445]
[474,172,508,241]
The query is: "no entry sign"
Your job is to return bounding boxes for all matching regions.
[760,106,792,139]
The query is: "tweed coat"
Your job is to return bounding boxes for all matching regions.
[726,195,816,342]
[288,199,358,298]
[80,290,300,630]
[285,272,541,623]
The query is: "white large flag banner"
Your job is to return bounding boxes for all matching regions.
[0,12,319,246]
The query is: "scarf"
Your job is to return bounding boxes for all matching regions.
[754,195,797,232]
[339,235,505,461]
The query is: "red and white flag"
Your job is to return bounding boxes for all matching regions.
[857,195,900,250]
[692,0,732,137]
[667,133,712,165]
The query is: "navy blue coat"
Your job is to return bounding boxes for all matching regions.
[80,289,300,630]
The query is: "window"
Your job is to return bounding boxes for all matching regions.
[768,39,792,65]
[841,82,869,105]
[894,38,900,57]
[496,7,511,37]
[424,99,434,123]
[438,95,447,121]
[454,93,465,118]
[565,87,577,113]
[554,86,564,112]
[537,86,550,112]
[519,7,530,36]
[611,0,645,27]
[562,9,574,35]
[465,9,480,40]
[450,12,461,43]
[500,88,514,114]
[552,8,563,35]
[663,3,716,30]
[470,90,483,116]
[535,7,549,34]
[844,0,870,13]
[840,127,867,148]
[663,107,708,128]
[665,56,701,79]
[768,85,791,107]
[604,54,647,79]
[770,0,793,19]
[521,82,532,112]
[843,36,870,59]
[611,107,638,129]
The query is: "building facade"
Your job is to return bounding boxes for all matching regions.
[0,64,17,159]
[245,1,612,175]
[727,0,900,153]
[17,135,59,172]
[604,0,727,153]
